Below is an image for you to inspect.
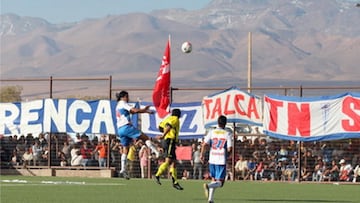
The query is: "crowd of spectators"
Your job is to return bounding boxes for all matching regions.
[232,137,360,183]
[0,133,113,168]
[0,133,359,183]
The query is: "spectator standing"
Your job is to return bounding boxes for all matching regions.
[127,141,140,178]
[93,140,108,167]
[200,115,232,203]
[110,137,121,166]
[254,159,264,180]
[138,141,149,179]
[111,139,122,170]
[61,141,71,164]
[192,144,203,180]
[80,141,93,167]
[32,140,43,166]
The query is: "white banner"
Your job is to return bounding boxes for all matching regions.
[140,102,206,139]
[263,92,360,141]
[202,87,263,128]
[0,99,117,135]
[0,99,206,139]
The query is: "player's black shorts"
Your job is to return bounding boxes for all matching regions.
[163,138,177,160]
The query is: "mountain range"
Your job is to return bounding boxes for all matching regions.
[1,0,360,101]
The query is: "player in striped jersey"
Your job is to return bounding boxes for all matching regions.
[200,115,232,203]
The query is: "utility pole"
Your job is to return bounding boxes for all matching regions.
[247,32,252,93]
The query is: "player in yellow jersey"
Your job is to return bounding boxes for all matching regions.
[154,108,183,190]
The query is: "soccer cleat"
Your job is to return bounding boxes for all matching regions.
[155,176,161,185]
[120,171,130,180]
[203,183,209,198]
[173,182,184,190]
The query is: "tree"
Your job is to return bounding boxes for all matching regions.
[0,86,23,102]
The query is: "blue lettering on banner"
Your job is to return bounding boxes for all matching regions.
[181,109,197,133]
[0,99,118,135]
[0,99,206,139]
[147,113,158,132]
[140,102,206,139]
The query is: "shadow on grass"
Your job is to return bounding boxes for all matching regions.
[192,198,353,203]
[226,199,352,202]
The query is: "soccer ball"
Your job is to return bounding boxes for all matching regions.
[181,41,192,53]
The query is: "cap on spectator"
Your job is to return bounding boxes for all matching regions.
[339,159,346,164]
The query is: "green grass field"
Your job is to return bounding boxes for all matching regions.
[1,176,359,203]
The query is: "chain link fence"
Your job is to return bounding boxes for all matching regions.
[0,77,359,182]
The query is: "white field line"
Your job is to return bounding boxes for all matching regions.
[1,179,126,186]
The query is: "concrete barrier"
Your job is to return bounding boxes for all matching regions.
[0,166,116,178]
[1,168,53,176]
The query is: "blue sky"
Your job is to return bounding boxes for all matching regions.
[1,0,211,23]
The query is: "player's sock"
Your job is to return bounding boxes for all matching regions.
[208,181,220,202]
[120,153,127,173]
[208,181,221,188]
[155,175,161,185]
[170,168,183,190]
[203,183,209,198]
[155,162,169,177]
[145,140,159,158]
[208,187,215,202]
[169,167,178,184]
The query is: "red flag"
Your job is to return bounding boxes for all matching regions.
[152,39,171,118]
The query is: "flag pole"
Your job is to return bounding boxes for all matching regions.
[169,34,173,109]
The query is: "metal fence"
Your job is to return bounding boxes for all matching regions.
[0,76,359,182]
[2,76,360,102]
